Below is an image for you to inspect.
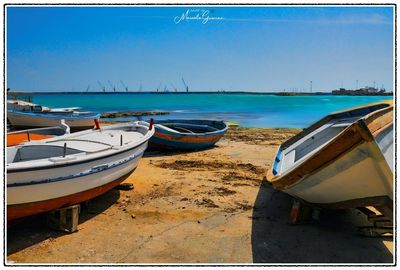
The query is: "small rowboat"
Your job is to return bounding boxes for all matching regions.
[7,110,100,131]
[7,121,154,220]
[7,100,100,131]
[140,119,228,150]
[267,101,393,213]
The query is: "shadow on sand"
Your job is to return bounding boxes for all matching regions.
[251,180,393,264]
[7,188,121,256]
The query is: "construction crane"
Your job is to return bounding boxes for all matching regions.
[138,83,143,92]
[86,84,90,92]
[156,82,162,93]
[108,80,116,92]
[171,83,177,92]
[97,81,106,92]
[182,78,189,92]
[120,80,128,92]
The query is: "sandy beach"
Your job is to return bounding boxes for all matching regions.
[6,127,393,264]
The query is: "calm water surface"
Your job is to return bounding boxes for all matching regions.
[24,93,391,128]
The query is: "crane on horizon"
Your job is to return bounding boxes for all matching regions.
[171,83,177,92]
[156,82,162,93]
[182,78,189,92]
[108,80,116,92]
[97,81,106,92]
[120,80,128,92]
[86,84,90,92]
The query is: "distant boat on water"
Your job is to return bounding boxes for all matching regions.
[267,101,393,215]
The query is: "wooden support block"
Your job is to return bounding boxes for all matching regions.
[46,204,80,233]
[289,199,301,224]
[375,205,393,222]
[289,199,312,224]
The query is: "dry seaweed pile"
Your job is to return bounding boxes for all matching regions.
[224,127,300,145]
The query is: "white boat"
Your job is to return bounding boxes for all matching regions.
[7,121,155,220]
[267,101,393,213]
[7,99,81,113]
[7,100,100,131]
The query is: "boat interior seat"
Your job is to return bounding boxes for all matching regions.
[50,141,112,153]
[10,145,83,163]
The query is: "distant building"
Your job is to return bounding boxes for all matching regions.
[332,86,390,96]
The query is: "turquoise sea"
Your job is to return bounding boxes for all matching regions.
[23,93,391,128]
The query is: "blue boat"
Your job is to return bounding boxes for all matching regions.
[143,119,228,150]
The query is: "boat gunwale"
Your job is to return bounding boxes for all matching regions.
[7,148,145,187]
[7,109,101,119]
[279,101,392,152]
[143,119,228,137]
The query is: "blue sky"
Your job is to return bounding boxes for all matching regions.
[6,6,394,92]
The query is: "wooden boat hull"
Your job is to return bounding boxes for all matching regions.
[267,101,393,209]
[7,110,100,131]
[146,120,228,150]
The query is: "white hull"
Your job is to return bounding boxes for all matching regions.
[7,111,97,129]
[8,143,147,205]
[284,140,393,205]
[267,101,393,209]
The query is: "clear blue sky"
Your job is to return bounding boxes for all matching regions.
[6,6,394,92]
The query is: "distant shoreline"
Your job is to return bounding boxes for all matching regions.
[6,91,393,96]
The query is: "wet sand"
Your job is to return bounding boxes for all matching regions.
[7,127,393,264]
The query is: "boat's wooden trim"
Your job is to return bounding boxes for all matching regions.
[364,106,393,137]
[7,169,135,221]
[329,99,392,116]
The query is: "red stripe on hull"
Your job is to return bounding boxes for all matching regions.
[7,170,135,221]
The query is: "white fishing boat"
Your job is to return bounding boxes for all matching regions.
[7,121,155,220]
[267,101,393,213]
[7,100,100,131]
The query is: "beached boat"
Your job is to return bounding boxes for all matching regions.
[267,101,393,211]
[7,121,155,220]
[140,119,228,150]
[7,100,100,131]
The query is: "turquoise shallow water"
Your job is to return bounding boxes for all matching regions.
[23,93,391,128]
